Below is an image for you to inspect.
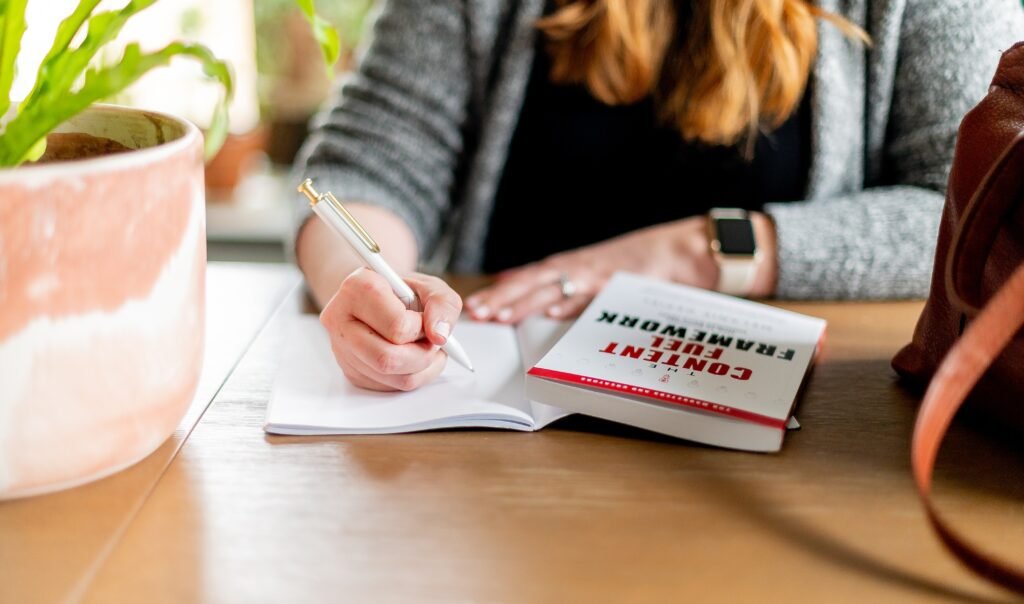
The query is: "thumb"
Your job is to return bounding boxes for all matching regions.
[404,273,463,347]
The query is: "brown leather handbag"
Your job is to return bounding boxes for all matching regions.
[892,42,1024,592]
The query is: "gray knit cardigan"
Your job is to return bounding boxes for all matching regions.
[296,0,1024,300]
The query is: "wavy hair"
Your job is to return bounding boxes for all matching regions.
[537,0,868,148]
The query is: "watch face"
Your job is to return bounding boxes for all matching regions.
[715,218,756,255]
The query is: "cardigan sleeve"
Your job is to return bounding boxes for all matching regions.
[765,0,1024,300]
[293,0,472,260]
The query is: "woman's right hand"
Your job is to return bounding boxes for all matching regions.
[319,268,464,392]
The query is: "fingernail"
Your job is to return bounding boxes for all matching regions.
[547,305,562,317]
[434,320,451,343]
[465,297,479,308]
[497,308,513,322]
[472,305,491,320]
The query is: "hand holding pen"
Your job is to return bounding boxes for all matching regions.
[300,179,474,392]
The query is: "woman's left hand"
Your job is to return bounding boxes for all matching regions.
[465,213,777,324]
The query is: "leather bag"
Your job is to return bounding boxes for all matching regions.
[892,41,1024,592]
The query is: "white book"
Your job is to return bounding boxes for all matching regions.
[525,273,825,452]
[265,272,824,452]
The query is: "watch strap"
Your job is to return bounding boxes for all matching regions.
[715,257,758,296]
[708,208,759,296]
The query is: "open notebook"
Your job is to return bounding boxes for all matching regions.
[264,316,573,434]
[265,314,802,448]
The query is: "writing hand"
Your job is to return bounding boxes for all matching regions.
[320,268,463,391]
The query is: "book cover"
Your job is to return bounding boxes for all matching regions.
[527,272,827,430]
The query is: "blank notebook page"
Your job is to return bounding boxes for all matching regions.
[265,316,535,434]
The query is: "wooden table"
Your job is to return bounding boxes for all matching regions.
[4,264,1023,603]
[0,263,300,604]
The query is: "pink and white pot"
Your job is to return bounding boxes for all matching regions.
[0,105,206,499]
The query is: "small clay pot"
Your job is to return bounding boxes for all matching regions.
[204,127,267,197]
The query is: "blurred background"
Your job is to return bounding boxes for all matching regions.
[16,0,376,263]
[25,1,1020,265]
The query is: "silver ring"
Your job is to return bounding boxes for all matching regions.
[557,272,577,299]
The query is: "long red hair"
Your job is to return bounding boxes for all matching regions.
[537,0,868,148]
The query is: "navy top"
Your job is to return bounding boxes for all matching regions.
[482,13,810,272]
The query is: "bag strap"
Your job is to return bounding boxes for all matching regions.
[946,132,1024,316]
[913,262,1024,592]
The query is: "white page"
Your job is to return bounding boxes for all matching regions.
[265,316,535,434]
[515,316,574,428]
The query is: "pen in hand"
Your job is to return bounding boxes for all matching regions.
[298,179,475,372]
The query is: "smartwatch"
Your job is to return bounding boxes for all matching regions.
[707,208,760,296]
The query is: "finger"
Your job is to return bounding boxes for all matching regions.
[336,338,448,392]
[492,280,565,324]
[344,319,438,376]
[493,265,527,283]
[337,268,424,345]
[404,273,463,346]
[464,267,543,319]
[340,362,395,392]
[546,292,595,319]
[462,267,528,317]
[466,265,562,321]
[493,269,597,323]
[326,333,393,392]
[463,286,491,318]
[319,273,356,334]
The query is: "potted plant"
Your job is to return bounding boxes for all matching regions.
[0,0,337,499]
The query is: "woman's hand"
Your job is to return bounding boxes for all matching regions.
[320,268,463,392]
[466,213,777,324]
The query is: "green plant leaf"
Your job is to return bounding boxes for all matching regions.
[0,0,29,119]
[295,0,340,76]
[21,0,103,105]
[23,134,45,161]
[0,40,234,166]
[22,0,158,112]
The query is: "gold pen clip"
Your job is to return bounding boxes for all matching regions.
[298,179,381,254]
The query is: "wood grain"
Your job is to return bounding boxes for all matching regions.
[0,263,300,604]
[81,283,1024,603]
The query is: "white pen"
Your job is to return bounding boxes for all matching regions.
[298,179,475,372]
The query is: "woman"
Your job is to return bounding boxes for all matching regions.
[295,0,1023,392]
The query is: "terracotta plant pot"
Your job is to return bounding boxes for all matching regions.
[0,105,206,499]
[204,127,267,197]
